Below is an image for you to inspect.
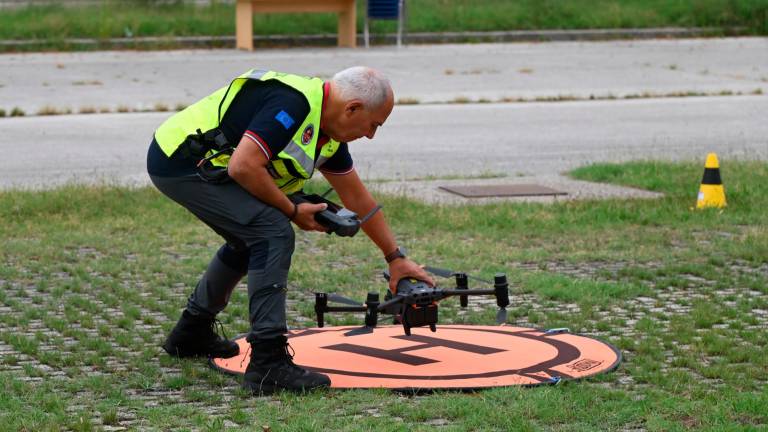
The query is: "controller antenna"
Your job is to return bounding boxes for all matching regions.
[359,204,383,224]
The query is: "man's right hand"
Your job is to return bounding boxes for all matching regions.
[291,202,329,232]
[228,137,330,233]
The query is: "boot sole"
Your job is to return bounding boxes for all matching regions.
[241,380,329,395]
[242,380,279,395]
[162,343,240,359]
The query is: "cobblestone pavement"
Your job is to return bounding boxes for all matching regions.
[2,252,766,429]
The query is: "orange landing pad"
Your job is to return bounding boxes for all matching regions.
[211,325,621,390]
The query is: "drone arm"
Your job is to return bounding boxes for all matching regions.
[441,274,510,308]
[439,289,496,297]
[315,292,368,328]
[441,283,509,309]
[323,306,368,313]
[376,296,405,311]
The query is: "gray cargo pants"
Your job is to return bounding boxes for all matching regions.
[150,173,294,342]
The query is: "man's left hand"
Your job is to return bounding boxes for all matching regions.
[388,258,434,293]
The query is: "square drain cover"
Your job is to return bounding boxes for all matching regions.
[438,184,567,198]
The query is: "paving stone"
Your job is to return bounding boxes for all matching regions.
[1,257,765,428]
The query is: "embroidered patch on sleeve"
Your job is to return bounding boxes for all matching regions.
[275,110,295,130]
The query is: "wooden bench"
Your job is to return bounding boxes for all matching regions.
[236,0,357,51]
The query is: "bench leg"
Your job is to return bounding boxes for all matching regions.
[337,0,356,47]
[236,1,254,51]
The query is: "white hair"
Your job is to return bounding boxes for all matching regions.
[331,66,392,109]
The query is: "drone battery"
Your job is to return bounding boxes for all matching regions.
[405,304,438,329]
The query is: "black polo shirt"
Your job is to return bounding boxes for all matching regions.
[147,79,353,177]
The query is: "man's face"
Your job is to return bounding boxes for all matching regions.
[329,93,394,143]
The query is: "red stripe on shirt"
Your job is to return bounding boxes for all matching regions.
[320,81,330,130]
[243,131,272,159]
[319,166,354,176]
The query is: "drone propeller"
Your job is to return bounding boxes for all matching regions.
[423,265,492,285]
[344,315,390,336]
[325,293,363,307]
[344,326,374,336]
[342,292,382,336]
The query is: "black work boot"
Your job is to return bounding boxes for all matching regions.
[162,310,239,358]
[242,336,330,394]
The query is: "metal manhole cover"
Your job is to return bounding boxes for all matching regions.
[438,184,568,198]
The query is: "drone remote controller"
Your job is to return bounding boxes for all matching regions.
[289,192,366,237]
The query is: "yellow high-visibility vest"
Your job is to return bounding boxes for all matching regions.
[154,69,340,193]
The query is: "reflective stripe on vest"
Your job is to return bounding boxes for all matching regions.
[316,140,341,167]
[153,69,340,194]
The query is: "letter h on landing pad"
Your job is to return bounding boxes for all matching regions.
[365,0,405,48]
[323,334,506,366]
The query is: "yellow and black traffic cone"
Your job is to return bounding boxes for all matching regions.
[696,153,726,209]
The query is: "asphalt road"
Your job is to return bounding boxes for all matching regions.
[1,95,765,189]
[2,38,766,114]
[0,38,766,192]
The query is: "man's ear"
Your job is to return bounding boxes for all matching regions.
[344,100,364,116]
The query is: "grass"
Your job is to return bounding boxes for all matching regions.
[0,160,767,430]
[0,0,765,52]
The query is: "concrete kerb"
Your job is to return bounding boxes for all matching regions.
[0,27,747,51]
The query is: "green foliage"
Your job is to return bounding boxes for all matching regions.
[523,272,649,305]
[0,0,765,47]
